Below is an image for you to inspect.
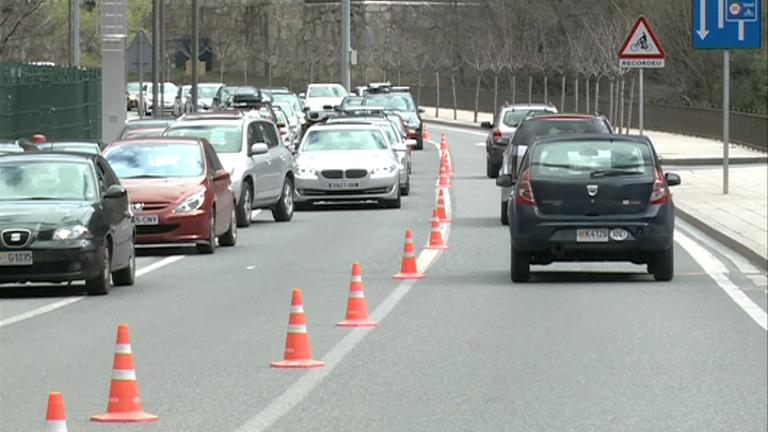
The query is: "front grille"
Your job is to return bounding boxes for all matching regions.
[2,229,31,248]
[137,225,179,235]
[299,187,389,196]
[321,170,343,179]
[345,169,367,179]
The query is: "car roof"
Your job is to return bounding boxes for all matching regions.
[310,123,385,131]
[530,133,652,147]
[109,137,204,146]
[525,114,602,121]
[177,112,246,122]
[125,118,175,125]
[0,151,97,163]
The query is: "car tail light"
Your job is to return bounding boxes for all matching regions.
[649,169,669,205]
[407,128,417,138]
[515,168,536,206]
[493,130,502,139]
[279,128,287,136]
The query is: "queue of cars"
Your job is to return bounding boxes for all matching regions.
[1,81,426,294]
[485,105,682,282]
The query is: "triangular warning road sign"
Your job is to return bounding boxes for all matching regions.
[618,16,666,60]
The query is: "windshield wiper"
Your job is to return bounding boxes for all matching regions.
[590,170,642,178]
[121,174,168,179]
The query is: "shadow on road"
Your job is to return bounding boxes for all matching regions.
[0,283,88,298]
[297,202,390,212]
[453,216,501,228]
[136,245,196,257]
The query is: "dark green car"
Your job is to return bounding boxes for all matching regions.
[0,152,136,294]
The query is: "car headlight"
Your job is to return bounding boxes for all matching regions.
[295,165,318,179]
[53,225,91,240]
[370,163,398,178]
[173,190,206,214]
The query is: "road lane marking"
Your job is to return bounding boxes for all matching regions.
[234,152,453,432]
[0,255,186,329]
[676,230,767,331]
[677,219,763,275]
[474,142,485,147]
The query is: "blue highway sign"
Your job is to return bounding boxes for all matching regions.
[693,0,762,49]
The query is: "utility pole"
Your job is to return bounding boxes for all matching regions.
[68,0,80,67]
[340,0,351,90]
[191,0,200,112]
[152,0,160,117]
[159,0,165,114]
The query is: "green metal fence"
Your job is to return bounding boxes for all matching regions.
[0,63,101,141]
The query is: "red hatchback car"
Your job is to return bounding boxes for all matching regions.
[103,137,237,254]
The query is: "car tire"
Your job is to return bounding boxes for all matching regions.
[510,247,530,282]
[486,156,498,178]
[383,188,402,209]
[501,200,509,225]
[271,177,295,222]
[652,246,674,281]
[219,206,238,247]
[236,182,252,228]
[196,212,216,254]
[112,240,135,286]
[86,245,112,295]
[400,176,411,196]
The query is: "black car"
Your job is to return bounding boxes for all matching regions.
[498,134,681,282]
[362,84,425,149]
[0,152,136,294]
[37,140,104,154]
[212,85,239,111]
[496,114,614,225]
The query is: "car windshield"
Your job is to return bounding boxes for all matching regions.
[342,97,364,108]
[308,86,347,98]
[274,102,295,118]
[197,86,220,98]
[165,125,242,153]
[514,119,610,146]
[272,94,301,112]
[530,140,654,179]
[502,109,551,127]
[0,160,97,201]
[364,94,414,112]
[302,129,387,152]
[104,142,205,178]
[127,82,140,92]
[274,110,289,125]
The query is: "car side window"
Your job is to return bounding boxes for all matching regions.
[258,122,279,148]
[248,122,263,145]
[94,160,113,190]
[202,143,223,173]
[96,159,120,186]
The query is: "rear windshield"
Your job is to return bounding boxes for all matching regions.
[308,86,347,98]
[364,94,414,112]
[104,143,204,178]
[529,140,654,179]
[502,109,552,127]
[165,125,242,153]
[514,119,610,146]
[302,129,387,152]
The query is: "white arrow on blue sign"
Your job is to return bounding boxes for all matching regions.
[693,0,762,49]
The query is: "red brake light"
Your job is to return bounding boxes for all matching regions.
[649,169,669,205]
[515,168,536,206]
[492,130,502,139]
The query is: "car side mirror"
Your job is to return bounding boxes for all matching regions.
[495,174,514,187]
[665,172,681,187]
[481,121,493,129]
[213,169,230,181]
[303,106,310,112]
[249,142,269,155]
[418,108,425,114]
[404,139,417,148]
[104,184,127,199]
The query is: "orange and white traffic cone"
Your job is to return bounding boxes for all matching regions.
[337,262,376,328]
[441,152,453,177]
[394,229,424,280]
[427,211,448,250]
[440,133,448,153]
[438,171,451,189]
[90,324,158,423]
[44,392,68,432]
[422,125,429,142]
[272,289,325,369]
[436,189,451,223]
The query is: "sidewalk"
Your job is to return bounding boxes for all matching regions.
[421,106,768,268]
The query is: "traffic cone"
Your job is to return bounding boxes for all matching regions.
[440,133,448,153]
[44,392,68,432]
[438,171,451,189]
[272,288,325,369]
[441,152,453,177]
[422,125,429,142]
[394,229,424,280]
[90,324,158,423]
[436,190,451,223]
[337,262,377,328]
[427,211,449,250]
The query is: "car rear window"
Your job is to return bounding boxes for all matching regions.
[302,129,387,152]
[514,119,610,146]
[529,140,654,179]
[502,109,551,127]
[165,125,242,153]
[0,160,97,201]
[308,86,347,98]
[364,94,414,112]
[104,142,204,178]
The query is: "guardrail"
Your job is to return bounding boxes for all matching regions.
[411,84,767,152]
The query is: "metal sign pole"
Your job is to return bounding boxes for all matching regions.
[723,49,730,194]
[639,68,644,135]
[340,0,351,91]
[138,34,144,119]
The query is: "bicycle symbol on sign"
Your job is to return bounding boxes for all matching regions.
[630,32,652,52]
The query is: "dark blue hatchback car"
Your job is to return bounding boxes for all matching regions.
[500,134,681,282]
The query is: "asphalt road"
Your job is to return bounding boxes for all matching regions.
[1,124,766,431]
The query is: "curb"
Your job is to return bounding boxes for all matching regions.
[425,117,768,270]
[424,118,768,165]
[675,206,768,270]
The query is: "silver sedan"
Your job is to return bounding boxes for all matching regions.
[293,124,402,209]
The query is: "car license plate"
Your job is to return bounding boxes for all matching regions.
[576,228,609,243]
[328,181,359,190]
[0,251,33,266]
[135,215,159,226]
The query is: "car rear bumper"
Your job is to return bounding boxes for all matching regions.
[0,245,103,284]
[134,210,211,244]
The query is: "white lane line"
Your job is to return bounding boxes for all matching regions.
[676,219,763,275]
[0,255,186,329]
[676,230,767,331]
[234,155,453,432]
[474,142,485,147]
[425,123,486,137]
